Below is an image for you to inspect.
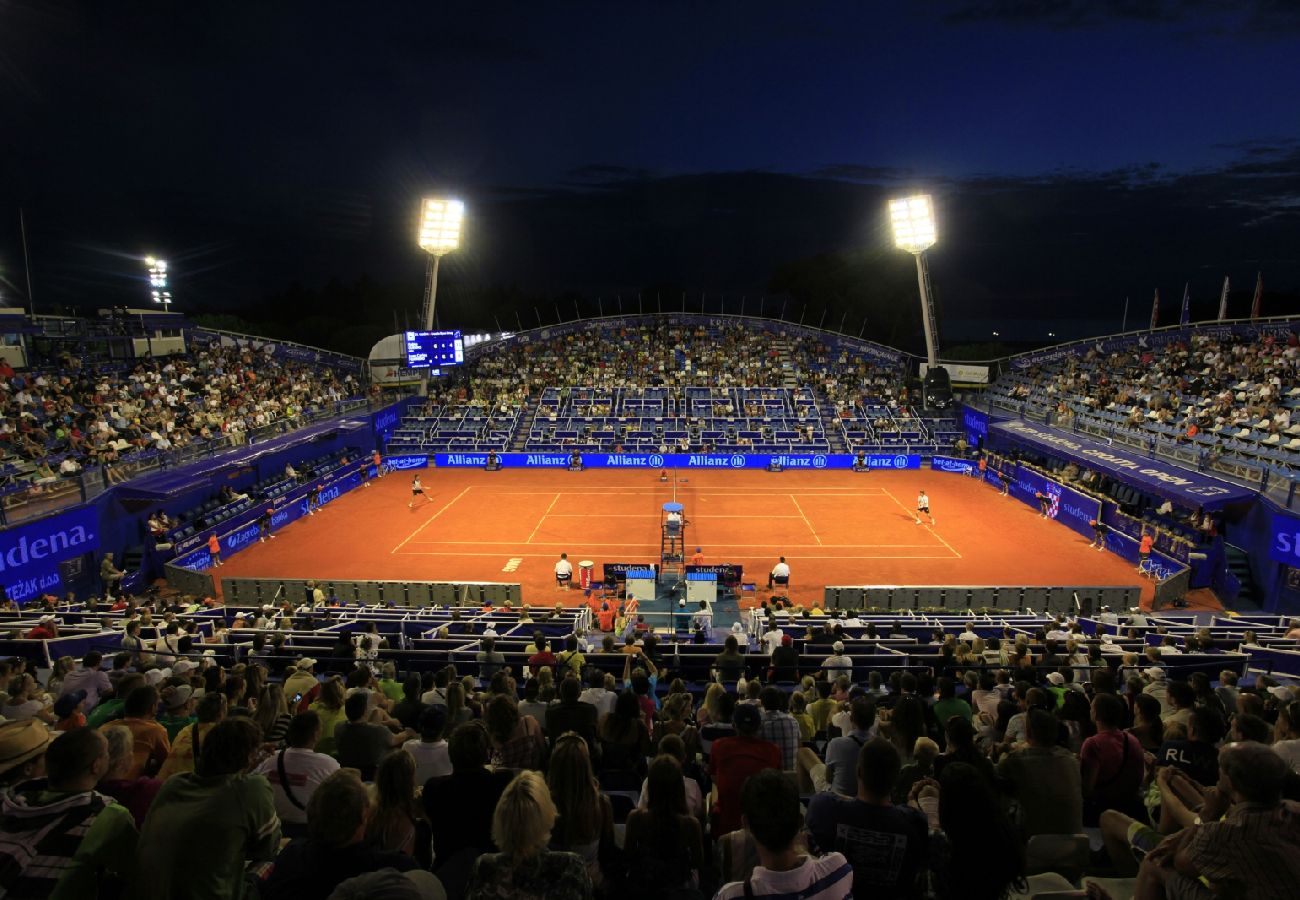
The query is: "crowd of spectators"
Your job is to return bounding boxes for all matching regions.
[992,329,1300,464]
[3,601,1300,900]
[426,320,910,423]
[0,345,361,493]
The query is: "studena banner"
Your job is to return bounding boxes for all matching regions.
[1009,465,1102,541]
[0,505,100,602]
[410,452,924,470]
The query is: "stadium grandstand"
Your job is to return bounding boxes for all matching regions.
[2,307,1300,900]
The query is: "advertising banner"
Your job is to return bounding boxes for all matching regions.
[961,405,990,446]
[0,505,100,602]
[1009,465,1103,541]
[990,420,1253,509]
[921,362,989,384]
[930,455,976,475]
[428,451,922,470]
[1270,511,1300,567]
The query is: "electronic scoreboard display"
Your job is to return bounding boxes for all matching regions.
[403,330,465,368]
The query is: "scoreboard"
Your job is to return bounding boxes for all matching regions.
[403,330,464,368]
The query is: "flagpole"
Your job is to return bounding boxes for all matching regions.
[1122,297,1129,332]
[1217,276,1229,322]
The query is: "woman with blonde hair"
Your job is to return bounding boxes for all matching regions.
[255,682,292,745]
[696,683,725,727]
[466,770,591,899]
[546,732,614,888]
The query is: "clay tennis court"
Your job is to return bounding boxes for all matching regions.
[215,467,1157,608]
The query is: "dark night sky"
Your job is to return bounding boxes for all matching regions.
[2,0,1299,349]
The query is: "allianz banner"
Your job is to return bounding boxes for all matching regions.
[0,505,100,602]
[427,452,923,470]
[1010,465,1102,540]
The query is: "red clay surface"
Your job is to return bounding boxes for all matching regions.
[215,468,1156,609]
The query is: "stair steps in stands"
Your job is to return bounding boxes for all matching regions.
[815,392,848,454]
[1224,544,1259,608]
[510,397,544,451]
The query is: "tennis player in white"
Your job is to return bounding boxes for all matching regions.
[409,475,433,509]
[915,490,935,526]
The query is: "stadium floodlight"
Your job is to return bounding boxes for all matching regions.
[415,197,465,396]
[145,256,172,309]
[889,195,936,254]
[418,198,464,256]
[889,194,940,367]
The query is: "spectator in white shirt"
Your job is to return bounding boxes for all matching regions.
[403,706,452,785]
[769,557,791,590]
[818,642,854,681]
[252,711,340,829]
[578,669,617,719]
[58,651,113,710]
[554,553,574,589]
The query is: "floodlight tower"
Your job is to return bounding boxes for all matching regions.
[416,198,465,396]
[145,256,172,309]
[889,195,939,368]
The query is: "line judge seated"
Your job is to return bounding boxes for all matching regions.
[554,553,574,590]
[768,556,791,592]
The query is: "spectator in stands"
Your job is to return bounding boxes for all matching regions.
[476,636,506,682]
[1156,706,1224,786]
[623,755,705,899]
[715,768,853,900]
[308,677,347,756]
[528,633,557,675]
[423,722,514,886]
[0,726,137,896]
[547,676,599,756]
[252,711,339,834]
[58,651,112,710]
[284,657,320,711]
[712,635,747,685]
[1080,693,1144,822]
[391,676,426,730]
[759,686,802,770]
[365,749,419,857]
[1163,680,1196,729]
[335,691,414,780]
[995,709,1083,840]
[546,731,615,890]
[797,696,877,796]
[933,716,996,787]
[1274,700,1300,771]
[97,723,163,828]
[1129,692,1166,752]
[262,768,425,900]
[818,641,853,682]
[3,674,55,724]
[403,706,451,785]
[135,718,279,900]
[805,737,931,898]
[1133,741,1300,900]
[710,703,781,835]
[465,770,591,899]
[487,693,546,771]
[579,668,616,719]
[769,634,799,682]
[159,691,226,779]
[24,613,58,641]
[158,684,197,741]
[879,695,927,764]
[119,685,170,778]
[933,761,1027,900]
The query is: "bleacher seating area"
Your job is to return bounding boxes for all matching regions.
[386,319,963,456]
[986,328,1300,483]
[0,339,364,512]
[3,597,1300,899]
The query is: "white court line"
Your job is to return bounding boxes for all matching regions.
[788,494,822,545]
[880,487,963,560]
[390,486,474,554]
[525,492,562,544]
[467,489,889,496]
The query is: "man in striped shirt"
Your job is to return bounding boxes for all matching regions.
[714,769,852,900]
[1137,741,1300,900]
